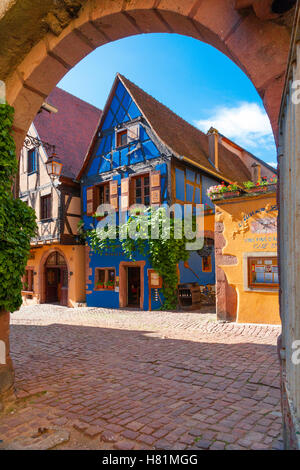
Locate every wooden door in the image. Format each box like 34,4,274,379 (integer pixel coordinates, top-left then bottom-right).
46,268,59,303
60,267,68,306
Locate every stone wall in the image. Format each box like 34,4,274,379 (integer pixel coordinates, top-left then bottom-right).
215,219,238,321
0,311,14,411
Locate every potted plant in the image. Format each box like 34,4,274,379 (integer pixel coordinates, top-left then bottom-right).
243,176,277,193
207,182,241,200
97,281,104,289
107,281,115,290
222,182,240,198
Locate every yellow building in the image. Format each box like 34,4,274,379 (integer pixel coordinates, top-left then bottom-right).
213,188,279,324
19,87,101,307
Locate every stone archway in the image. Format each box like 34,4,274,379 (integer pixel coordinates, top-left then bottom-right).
0,0,294,153
0,0,296,408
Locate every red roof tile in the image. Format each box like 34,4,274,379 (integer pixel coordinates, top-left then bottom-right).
118,74,251,184
33,87,102,180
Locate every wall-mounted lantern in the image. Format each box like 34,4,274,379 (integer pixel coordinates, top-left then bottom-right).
45,148,63,179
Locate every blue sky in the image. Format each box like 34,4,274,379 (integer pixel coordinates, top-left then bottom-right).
59,33,276,167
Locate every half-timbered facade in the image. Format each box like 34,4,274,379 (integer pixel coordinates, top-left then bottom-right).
78,74,274,311
19,87,101,307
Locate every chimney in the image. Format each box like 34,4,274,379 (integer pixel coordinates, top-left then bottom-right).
251,163,261,183
207,127,219,170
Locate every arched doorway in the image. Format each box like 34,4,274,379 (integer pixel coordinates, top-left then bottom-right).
44,251,68,306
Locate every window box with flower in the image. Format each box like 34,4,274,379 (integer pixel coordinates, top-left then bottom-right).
243,176,277,194
207,182,241,200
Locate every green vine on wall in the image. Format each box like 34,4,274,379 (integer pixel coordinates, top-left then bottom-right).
87,208,197,310
0,104,36,312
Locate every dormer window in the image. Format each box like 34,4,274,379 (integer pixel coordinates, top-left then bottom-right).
116,129,128,148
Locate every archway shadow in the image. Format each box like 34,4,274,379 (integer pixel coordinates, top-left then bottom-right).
5,321,282,449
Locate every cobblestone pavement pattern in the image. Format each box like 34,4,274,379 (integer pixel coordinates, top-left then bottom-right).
0,305,282,450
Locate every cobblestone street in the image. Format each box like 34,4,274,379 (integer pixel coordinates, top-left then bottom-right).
0,305,282,450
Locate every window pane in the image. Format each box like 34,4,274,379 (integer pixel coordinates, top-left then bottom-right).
186,183,194,202
249,257,278,287
97,270,105,284
105,186,110,202
144,196,150,206
28,149,36,173
57,254,65,265
186,169,195,182
175,168,185,200
108,270,115,282
120,133,127,146
135,178,141,188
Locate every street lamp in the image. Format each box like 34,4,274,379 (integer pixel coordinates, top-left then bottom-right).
45,148,63,179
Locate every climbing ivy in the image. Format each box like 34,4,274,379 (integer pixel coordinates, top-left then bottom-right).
87,207,198,310
0,104,37,312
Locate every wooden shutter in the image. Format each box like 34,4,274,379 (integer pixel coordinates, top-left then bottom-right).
127,124,139,142
150,170,161,204
28,269,33,291
121,178,130,211
110,180,119,211
86,186,95,216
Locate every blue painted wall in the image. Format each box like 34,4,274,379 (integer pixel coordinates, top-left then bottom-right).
81,77,218,310
86,246,162,311
179,250,215,286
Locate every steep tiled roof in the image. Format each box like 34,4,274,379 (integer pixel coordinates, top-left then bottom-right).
33,87,102,180
118,74,251,184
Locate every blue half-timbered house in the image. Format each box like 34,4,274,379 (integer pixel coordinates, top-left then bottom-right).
78,74,254,310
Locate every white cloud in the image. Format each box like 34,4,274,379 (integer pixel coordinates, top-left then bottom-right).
195,102,275,152
268,162,277,168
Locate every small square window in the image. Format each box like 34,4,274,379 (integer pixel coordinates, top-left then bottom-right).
95,268,116,290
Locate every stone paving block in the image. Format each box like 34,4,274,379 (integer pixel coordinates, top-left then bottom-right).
3,305,282,450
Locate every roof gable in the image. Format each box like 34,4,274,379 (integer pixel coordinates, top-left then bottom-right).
33,87,102,180
118,74,251,184
78,74,252,184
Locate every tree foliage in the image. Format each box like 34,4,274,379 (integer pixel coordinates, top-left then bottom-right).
0,104,37,312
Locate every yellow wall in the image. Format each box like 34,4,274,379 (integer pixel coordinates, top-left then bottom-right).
22,244,86,307
215,192,280,324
